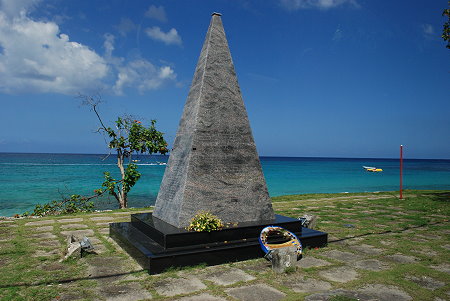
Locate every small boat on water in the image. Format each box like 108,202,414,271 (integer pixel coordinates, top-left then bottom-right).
132,159,140,163
363,166,383,172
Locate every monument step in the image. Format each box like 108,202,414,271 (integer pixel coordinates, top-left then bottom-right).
131,213,306,249
110,218,327,274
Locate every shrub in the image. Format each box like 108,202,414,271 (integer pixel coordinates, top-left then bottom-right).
187,211,224,232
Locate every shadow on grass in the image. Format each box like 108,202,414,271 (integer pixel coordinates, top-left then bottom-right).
328,219,448,245
427,192,450,203
0,269,146,289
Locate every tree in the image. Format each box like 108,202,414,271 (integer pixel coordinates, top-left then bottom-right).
443,1,450,49
81,94,168,209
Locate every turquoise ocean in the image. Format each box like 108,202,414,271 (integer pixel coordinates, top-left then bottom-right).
1,153,449,217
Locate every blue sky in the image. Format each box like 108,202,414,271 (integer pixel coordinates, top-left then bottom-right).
0,0,448,159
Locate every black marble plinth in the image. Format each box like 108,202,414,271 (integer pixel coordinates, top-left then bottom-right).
110,213,328,274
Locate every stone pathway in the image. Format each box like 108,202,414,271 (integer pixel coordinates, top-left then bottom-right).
0,196,449,301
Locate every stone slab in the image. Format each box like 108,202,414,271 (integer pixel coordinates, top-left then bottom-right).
225,284,285,301
297,256,332,268
33,226,54,232
200,268,255,286
349,244,384,255
286,277,332,293
176,293,226,301
31,232,57,239
89,216,114,221
154,277,206,297
320,250,363,262
318,266,359,283
358,284,412,301
25,220,55,226
385,254,418,264
98,282,153,301
407,275,446,290
305,289,372,301
60,229,94,237
57,218,83,223
60,224,88,229
430,263,450,274
86,256,131,283
353,259,390,271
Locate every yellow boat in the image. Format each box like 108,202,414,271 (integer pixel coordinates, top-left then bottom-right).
363,166,383,172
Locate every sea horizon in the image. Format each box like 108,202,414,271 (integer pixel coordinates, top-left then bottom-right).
1,152,450,217
1,151,449,161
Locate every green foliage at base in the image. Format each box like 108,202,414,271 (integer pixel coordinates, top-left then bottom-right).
22,194,95,217
187,211,224,232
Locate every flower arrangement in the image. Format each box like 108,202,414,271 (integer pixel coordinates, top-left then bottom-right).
187,211,224,232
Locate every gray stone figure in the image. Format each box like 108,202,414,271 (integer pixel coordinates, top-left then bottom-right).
153,13,275,228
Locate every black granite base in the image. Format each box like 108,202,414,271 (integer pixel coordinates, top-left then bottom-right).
110,213,327,274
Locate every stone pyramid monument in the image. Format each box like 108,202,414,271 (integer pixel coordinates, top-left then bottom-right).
153,13,275,228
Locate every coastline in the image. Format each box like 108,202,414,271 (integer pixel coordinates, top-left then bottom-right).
1,189,447,219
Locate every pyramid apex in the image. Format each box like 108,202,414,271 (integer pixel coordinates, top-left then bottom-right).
211,12,222,16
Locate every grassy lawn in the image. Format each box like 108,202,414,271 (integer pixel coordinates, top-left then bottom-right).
0,190,448,300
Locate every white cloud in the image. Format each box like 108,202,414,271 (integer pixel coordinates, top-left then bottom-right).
422,24,435,36
115,17,135,37
280,0,360,10
0,1,178,95
103,34,176,95
145,26,182,46
0,0,41,19
0,8,108,94
145,5,167,22
332,27,342,41
113,60,176,95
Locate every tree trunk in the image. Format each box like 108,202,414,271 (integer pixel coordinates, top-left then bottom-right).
117,150,127,209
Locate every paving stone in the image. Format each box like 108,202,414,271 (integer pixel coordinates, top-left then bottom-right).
39,262,67,272
154,277,206,297
33,226,54,232
297,256,332,268
380,240,393,246
318,266,359,283
25,220,55,226
57,218,83,223
225,284,285,301
60,229,94,237
86,256,130,283
349,244,384,255
176,293,226,301
358,284,412,301
441,244,450,251
60,224,88,229
35,240,60,248
385,254,418,264
320,250,363,262
353,259,389,271
32,249,60,257
89,216,114,221
305,289,372,301
98,282,152,301
88,237,107,254
95,222,112,226
413,248,438,257
200,268,255,286
407,275,445,290
430,263,450,274
285,277,332,293
31,232,57,239
98,228,110,234
239,259,271,274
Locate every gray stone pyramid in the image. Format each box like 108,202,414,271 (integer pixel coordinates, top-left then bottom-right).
153,13,275,228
